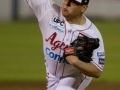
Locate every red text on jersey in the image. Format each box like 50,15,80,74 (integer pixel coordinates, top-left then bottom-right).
46,32,68,50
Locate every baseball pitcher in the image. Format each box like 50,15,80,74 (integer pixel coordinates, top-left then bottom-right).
24,0,105,90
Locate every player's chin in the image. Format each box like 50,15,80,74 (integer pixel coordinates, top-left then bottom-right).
62,11,66,15
62,12,69,18
62,10,68,16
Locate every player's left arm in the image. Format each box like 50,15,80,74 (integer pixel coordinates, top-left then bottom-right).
65,36,105,78
66,56,102,78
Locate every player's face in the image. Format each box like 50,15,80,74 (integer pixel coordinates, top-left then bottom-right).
62,0,88,19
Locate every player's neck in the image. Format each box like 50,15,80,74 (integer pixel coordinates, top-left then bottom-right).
65,15,86,25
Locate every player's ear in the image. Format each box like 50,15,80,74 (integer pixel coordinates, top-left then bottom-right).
81,5,88,13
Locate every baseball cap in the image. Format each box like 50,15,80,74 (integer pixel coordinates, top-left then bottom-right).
75,0,89,5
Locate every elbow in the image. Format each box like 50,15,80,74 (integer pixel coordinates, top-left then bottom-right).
94,75,100,78
94,71,102,78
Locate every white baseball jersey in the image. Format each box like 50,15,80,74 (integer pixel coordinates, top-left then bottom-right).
25,0,105,79
25,0,105,89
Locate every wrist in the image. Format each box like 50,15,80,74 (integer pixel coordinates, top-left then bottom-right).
66,56,79,65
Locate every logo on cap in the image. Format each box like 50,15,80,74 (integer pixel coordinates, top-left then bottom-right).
76,0,82,3
85,0,87,2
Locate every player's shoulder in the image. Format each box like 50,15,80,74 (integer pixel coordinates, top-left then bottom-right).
85,17,100,32
85,17,103,39
84,16,97,31
85,17,97,30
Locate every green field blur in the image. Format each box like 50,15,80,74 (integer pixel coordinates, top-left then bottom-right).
0,20,120,82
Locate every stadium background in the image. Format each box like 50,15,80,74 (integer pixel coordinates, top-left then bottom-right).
0,0,120,90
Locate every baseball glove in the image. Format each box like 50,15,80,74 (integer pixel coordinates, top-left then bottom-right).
63,36,99,63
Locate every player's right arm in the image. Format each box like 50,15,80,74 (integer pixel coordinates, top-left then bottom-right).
24,0,54,22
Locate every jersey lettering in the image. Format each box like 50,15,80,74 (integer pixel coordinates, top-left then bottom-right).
46,47,61,61
49,24,64,33
46,32,68,50
97,52,105,56
50,16,65,33
45,47,70,64
53,16,65,26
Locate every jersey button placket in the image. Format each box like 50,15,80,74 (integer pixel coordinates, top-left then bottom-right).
66,29,72,41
